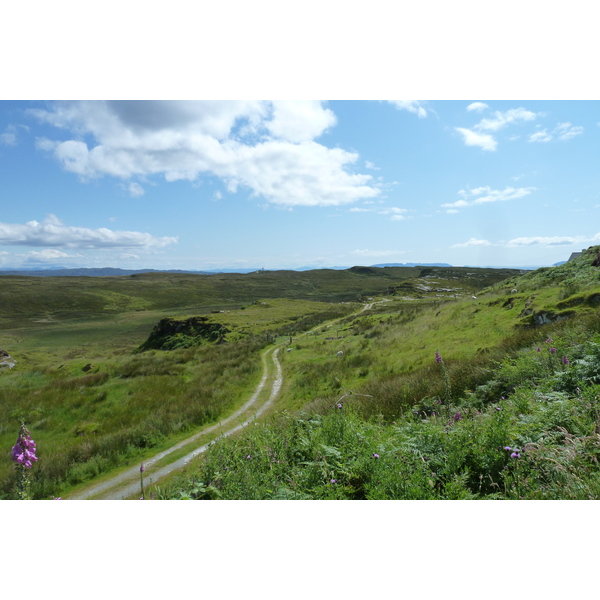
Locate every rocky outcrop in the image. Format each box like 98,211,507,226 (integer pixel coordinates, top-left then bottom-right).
0,349,16,369
137,316,229,351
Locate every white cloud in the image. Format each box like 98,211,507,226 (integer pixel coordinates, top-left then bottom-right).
30,101,380,208
446,209,459,214
554,122,584,141
475,107,538,132
452,238,492,248
26,249,81,261
127,182,145,197
378,207,410,221
529,122,583,143
265,100,336,142
457,107,538,151
453,233,597,249
388,101,427,118
454,127,497,151
442,186,535,210
466,102,489,112
0,214,177,249
505,236,581,247
0,131,16,145
0,124,28,146
365,160,379,170
529,129,553,143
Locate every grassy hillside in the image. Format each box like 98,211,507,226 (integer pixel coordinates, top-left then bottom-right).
0,265,522,322
4,253,598,500
151,247,600,500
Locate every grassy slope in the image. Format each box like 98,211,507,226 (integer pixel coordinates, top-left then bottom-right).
154,247,600,499
0,259,582,499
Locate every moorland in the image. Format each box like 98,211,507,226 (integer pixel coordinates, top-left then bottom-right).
2,254,600,500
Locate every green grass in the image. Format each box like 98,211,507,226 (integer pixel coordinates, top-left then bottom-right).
5,251,600,499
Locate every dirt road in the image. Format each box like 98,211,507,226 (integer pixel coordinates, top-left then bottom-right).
67,347,282,500
66,299,384,499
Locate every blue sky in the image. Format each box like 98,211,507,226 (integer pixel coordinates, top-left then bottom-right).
0,99,598,271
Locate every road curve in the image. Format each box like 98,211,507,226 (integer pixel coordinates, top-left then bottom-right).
67,299,384,499
67,347,283,500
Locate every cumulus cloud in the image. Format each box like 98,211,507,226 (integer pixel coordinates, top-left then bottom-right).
529,129,553,143
529,122,584,143
378,207,410,221
452,233,597,249
388,101,427,118
505,236,581,247
0,124,28,146
475,108,538,132
30,101,380,208
26,249,80,260
454,127,497,151
127,182,145,197
0,214,177,249
442,186,535,210
554,122,584,141
451,238,492,248
466,102,489,112
456,106,539,151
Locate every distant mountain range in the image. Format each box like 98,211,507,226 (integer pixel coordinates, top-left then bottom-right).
0,262,545,277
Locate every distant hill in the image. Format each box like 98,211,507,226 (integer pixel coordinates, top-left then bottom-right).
372,262,453,268
0,267,212,277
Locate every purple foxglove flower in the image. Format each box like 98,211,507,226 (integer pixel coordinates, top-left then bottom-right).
435,352,442,363
12,425,38,469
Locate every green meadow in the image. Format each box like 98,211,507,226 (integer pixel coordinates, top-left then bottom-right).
4,257,600,500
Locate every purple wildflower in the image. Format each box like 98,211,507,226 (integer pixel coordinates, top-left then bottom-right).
52,497,62,500
549,347,556,354
546,338,553,344
453,412,462,421
562,356,569,365
495,406,501,411
510,452,521,459
504,446,512,451
337,403,343,409
536,347,541,352
373,453,380,459
11,425,38,469
435,352,442,364
330,479,337,484
246,455,252,459
140,463,145,473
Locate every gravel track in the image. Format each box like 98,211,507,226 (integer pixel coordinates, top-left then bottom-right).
67,347,282,500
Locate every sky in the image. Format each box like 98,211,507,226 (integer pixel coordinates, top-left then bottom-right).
1,99,598,271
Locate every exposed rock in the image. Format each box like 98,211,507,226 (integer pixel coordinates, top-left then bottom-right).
0,349,16,369
137,316,230,351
